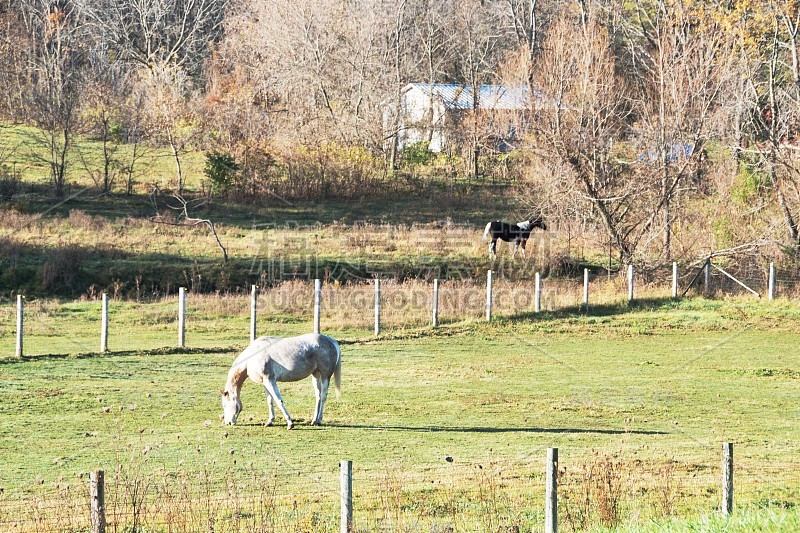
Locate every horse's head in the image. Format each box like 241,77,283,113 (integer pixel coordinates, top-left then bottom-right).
221,388,242,425
531,215,547,231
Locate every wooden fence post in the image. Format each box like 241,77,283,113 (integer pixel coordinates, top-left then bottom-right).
314,279,322,335
545,447,558,533
535,272,542,313
672,262,678,299
100,293,109,353
340,460,353,533
627,264,634,303
486,270,493,321
374,280,381,336
768,263,775,301
722,442,733,516
250,285,258,342
178,287,186,348
583,268,589,313
432,279,439,327
16,294,23,358
90,469,105,533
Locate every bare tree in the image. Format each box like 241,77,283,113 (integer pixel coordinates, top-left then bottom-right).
0,1,29,116
80,49,130,193
138,64,197,193
455,0,506,179
623,0,733,258
16,0,88,197
739,2,800,254
78,0,225,78
530,10,637,262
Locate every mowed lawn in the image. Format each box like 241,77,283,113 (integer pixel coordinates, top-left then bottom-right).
0,298,799,531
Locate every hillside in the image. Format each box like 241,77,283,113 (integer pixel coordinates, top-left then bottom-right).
0,136,530,298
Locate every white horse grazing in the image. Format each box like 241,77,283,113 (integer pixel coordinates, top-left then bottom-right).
221,333,341,429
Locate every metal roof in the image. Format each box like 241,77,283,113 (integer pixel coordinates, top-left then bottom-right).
403,83,544,110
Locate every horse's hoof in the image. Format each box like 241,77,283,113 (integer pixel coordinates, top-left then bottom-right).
310,420,320,426
265,420,274,427
286,422,294,430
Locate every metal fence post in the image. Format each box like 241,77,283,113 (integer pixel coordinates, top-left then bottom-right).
250,285,258,342
340,460,353,532
546,448,558,533
100,293,109,353
178,287,186,348
374,280,381,336
583,268,589,313
486,270,493,321
627,264,634,303
16,294,23,358
535,272,542,313
314,279,322,334
672,262,678,299
768,263,775,301
432,279,439,327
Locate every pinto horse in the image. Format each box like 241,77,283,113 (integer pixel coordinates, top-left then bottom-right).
482,217,547,259
221,333,341,429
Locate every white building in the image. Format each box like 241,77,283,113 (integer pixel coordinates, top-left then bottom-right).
391,83,544,153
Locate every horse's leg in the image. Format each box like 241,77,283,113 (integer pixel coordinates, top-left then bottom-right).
311,375,330,426
263,379,294,430
489,239,496,259
264,391,275,426
512,240,519,258
520,238,527,258
310,375,321,425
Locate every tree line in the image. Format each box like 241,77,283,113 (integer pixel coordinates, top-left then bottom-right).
1,0,800,265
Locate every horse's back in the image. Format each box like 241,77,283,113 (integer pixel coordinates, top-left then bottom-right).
263,333,339,382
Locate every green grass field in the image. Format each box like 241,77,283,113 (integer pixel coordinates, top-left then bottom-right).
2,121,799,530
1,295,798,531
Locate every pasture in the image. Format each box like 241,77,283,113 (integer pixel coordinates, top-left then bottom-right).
1,293,799,531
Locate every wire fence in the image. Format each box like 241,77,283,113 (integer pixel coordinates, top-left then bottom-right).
0,448,797,531
3,261,799,358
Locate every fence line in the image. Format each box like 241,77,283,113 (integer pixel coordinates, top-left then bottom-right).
5,261,794,357
4,442,789,533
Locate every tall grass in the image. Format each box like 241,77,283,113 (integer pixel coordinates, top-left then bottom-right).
1,455,797,532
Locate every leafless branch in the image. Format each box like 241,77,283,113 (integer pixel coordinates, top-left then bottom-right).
149,191,228,263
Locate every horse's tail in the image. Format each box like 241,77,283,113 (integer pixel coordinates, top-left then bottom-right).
333,339,342,399
482,222,492,241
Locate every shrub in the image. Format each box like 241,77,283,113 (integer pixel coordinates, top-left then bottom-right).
0,164,19,200
204,151,240,196
39,246,86,293
400,141,436,169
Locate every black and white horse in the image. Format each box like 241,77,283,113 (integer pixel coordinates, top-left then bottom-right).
482,217,547,259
